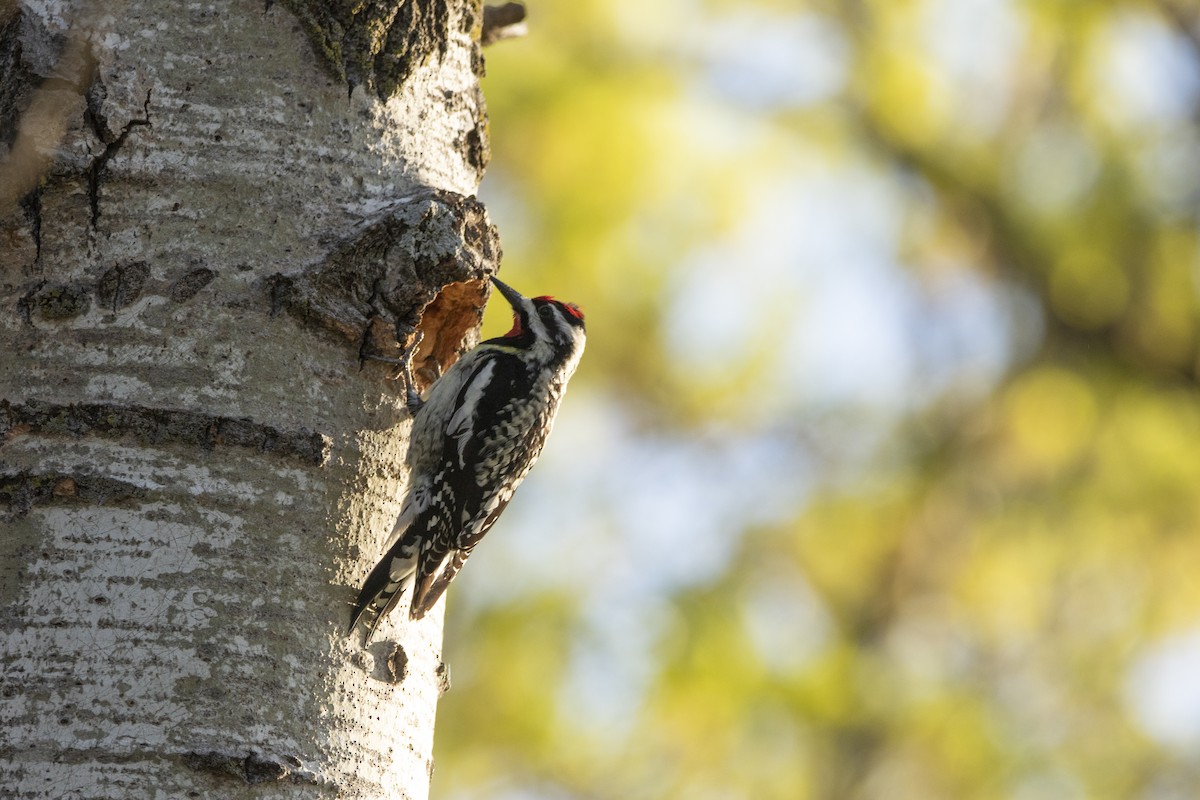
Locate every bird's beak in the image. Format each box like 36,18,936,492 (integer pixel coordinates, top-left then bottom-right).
490,276,526,310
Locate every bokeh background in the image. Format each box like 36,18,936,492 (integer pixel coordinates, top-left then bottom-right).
435,1,1200,798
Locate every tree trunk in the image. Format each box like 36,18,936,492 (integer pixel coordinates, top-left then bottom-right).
0,0,498,796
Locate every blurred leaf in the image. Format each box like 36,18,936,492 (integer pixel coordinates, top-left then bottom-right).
434,2,1200,798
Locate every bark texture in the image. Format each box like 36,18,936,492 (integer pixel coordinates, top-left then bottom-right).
0,0,496,796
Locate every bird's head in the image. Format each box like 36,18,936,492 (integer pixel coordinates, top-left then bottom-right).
490,276,586,371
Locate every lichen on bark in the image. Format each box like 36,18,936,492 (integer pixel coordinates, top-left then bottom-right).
279,0,475,99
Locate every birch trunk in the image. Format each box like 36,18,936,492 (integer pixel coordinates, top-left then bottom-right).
0,0,498,796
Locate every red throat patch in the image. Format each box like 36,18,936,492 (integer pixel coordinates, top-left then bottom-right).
504,313,523,338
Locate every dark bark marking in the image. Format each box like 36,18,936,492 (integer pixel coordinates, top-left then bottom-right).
274,189,499,392
267,272,292,317
83,70,113,143
15,280,42,325
243,752,293,784
23,282,91,320
358,314,406,368
96,261,150,311
1,399,332,466
481,2,526,47
462,87,489,176
365,639,410,682
378,0,450,98
169,267,217,303
183,751,317,785
0,470,146,519
19,185,41,263
435,660,451,695
0,4,44,151
278,0,452,100
386,643,408,684
86,88,152,227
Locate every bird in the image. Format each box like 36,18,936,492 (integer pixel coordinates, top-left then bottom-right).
349,275,586,637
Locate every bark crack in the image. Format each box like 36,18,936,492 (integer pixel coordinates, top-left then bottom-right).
86,88,152,228
15,280,43,326
19,186,42,264
1,399,332,466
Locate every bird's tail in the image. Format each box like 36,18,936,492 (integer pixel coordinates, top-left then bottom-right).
409,548,468,620
348,550,415,638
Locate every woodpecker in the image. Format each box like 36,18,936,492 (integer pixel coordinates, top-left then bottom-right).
349,276,586,637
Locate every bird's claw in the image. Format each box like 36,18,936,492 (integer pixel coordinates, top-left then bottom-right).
361,330,426,415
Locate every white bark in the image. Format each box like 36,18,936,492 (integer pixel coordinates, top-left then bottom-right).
0,0,495,796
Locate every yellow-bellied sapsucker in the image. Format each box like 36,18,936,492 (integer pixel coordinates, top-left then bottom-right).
349,276,586,636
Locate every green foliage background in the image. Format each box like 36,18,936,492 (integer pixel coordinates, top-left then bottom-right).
435,1,1200,797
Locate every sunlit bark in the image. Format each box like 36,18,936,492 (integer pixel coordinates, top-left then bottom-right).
0,0,495,796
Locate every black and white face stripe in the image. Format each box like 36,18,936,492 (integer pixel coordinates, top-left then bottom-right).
489,277,586,358
531,297,585,344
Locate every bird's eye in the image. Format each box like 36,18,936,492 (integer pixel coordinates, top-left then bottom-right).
538,305,554,319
